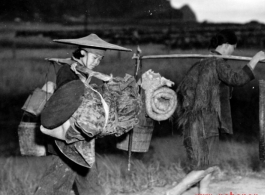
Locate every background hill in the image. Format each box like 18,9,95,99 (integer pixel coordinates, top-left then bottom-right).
1,0,196,23
2,0,264,50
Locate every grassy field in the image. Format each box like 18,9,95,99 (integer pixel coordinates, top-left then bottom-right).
1,29,265,194
0,135,264,194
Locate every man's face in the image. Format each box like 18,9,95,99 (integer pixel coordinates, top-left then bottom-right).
224,44,237,55
80,50,103,70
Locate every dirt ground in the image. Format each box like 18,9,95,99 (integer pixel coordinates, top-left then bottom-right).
207,177,265,195
125,175,265,195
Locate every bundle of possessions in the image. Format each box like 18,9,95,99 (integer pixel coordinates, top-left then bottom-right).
39,63,177,167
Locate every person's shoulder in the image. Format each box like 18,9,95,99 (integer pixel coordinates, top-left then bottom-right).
196,57,216,65
203,57,225,65
57,65,77,78
210,57,231,69
206,56,223,61
56,65,79,89
58,64,72,73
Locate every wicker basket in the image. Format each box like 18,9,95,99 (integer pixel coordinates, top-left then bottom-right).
259,80,265,161
116,125,153,153
18,121,46,156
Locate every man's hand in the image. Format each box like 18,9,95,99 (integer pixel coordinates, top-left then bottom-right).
248,51,265,70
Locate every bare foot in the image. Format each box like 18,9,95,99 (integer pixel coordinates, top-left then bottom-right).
165,166,220,195
165,170,204,195
199,173,212,194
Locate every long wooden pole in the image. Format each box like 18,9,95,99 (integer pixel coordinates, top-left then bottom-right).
127,47,142,171
132,54,265,63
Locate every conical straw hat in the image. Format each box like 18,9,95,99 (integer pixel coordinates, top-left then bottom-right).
53,33,132,52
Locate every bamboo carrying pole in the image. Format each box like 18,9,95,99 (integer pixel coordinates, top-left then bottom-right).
127,47,142,171
132,53,265,63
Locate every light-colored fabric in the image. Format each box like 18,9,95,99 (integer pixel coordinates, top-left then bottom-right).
41,81,56,94
141,69,177,121
40,120,70,141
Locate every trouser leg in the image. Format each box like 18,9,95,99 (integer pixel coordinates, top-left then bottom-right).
183,116,220,170
74,162,106,195
199,136,220,193
34,155,76,195
183,119,210,170
166,118,220,195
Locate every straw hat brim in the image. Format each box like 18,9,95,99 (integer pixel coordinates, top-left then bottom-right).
41,80,85,129
53,33,132,52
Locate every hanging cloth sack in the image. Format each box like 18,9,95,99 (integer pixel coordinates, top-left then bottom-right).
21,81,55,116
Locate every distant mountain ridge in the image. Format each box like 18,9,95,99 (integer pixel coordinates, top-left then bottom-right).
1,0,197,23
73,0,197,23
96,0,197,21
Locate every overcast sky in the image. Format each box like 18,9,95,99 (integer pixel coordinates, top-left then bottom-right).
170,0,265,24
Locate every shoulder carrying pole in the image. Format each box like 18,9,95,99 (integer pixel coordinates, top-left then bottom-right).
127,46,142,171
132,53,265,63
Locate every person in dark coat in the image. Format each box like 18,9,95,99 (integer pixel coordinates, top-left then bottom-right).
166,29,265,195
34,34,132,195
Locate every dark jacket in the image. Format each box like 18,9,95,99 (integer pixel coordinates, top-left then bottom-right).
176,56,255,138
56,65,79,89
46,65,79,155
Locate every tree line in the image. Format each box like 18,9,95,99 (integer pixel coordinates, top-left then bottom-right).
1,0,193,23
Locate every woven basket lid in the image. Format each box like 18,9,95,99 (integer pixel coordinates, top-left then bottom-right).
53,33,132,52
41,80,85,129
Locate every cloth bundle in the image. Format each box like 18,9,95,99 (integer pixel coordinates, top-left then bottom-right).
55,73,142,168
68,74,142,139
